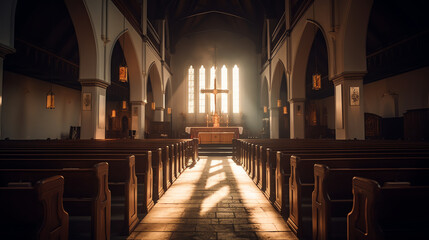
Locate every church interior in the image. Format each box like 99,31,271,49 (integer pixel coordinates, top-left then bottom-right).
0,0,429,239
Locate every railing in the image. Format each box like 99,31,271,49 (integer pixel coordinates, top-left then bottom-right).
365,30,429,83
147,20,161,55
271,13,286,56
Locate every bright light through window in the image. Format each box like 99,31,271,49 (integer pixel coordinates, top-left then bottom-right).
210,66,215,114
233,65,239,113
188,66,194,113
199,66,206,113
221,65,228,113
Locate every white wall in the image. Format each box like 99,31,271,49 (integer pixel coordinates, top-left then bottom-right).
171,30,261,136
2,71,81,139
364,66,429,118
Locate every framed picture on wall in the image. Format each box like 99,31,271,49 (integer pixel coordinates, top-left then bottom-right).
350,87,360,106
83,93,92,111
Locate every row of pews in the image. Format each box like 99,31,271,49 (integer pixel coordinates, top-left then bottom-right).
0,138,198,240
233,139,429,240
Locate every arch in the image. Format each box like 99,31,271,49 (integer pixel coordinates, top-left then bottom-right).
165,77,172,108
111,30,143,101
261,76,269,109
64,0,98,80
147,62,163,108
270,59,286,107
291,21,331,100
340,0,373,72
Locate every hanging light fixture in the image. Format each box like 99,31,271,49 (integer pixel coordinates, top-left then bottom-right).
151,102,156,110
111,109,116,118
119,16,128,83
263,106,267,113
283,106,288,115
277,100,282,107
122,100,127,110
167,107,172,114
46,88,55,109
311,2,321,91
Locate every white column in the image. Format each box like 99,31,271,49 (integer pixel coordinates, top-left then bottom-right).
269,107,279,139
80,79,109,139
0,44,15,139
130,101,146,139
154,107,165,122
153,92,165,122
289,98,305,139
332,72,365,140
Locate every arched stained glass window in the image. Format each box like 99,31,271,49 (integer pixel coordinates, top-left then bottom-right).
199,66,206,113
233,65,239,113
188,66,194,113
210,66,215,114
221,65,228,113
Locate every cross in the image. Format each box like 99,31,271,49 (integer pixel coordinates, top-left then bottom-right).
201,79,229,127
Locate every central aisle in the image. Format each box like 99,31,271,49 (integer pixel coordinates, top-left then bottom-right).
128,157,298,240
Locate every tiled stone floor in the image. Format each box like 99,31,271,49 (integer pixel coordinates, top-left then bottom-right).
127,157,298,240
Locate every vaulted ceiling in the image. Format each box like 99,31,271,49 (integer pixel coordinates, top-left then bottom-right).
148,0,285,50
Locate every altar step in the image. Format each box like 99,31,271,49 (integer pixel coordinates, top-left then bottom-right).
198,144,232,156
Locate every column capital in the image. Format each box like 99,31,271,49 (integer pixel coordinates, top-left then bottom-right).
79,78,110,89
0,43,15,58
130,101,146,105
288,98,305,103
331,71,366,85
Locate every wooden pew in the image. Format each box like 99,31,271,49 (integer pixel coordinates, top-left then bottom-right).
0,163,110,240
312,165,429,240
0,154,147,235
0,175,69,240
348,177,429,240
287,155,429,239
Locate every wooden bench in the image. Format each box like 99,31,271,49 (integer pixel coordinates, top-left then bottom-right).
348,177,429,240
0,162,110,240
0,175,69,240
286,155,429,239
312,165,429,240
0,155,142,235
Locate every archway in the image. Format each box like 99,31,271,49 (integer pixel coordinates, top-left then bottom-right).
3,0,81,139
106,38,131,139
260,77,269,138
304,29,334,139
279,74,290,138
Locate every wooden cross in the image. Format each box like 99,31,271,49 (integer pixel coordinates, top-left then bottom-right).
201,79,229,127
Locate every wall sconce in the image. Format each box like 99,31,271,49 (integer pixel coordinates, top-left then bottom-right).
312,73,321,90
46,90,55,109
263,106,267,113
283,106,288,114
151,102,156,110
111,109,116,118
167,107,172,114
277,100,282,107
122,100,127,110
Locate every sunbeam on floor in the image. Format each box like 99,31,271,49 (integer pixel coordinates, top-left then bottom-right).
128,156,298,240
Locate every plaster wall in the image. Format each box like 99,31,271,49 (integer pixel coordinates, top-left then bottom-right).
171,30,261,136
2,71,81,139
364,66,429,118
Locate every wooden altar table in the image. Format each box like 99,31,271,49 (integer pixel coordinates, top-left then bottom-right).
185,127,243,144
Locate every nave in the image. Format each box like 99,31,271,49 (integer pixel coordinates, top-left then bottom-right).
129,157,297,240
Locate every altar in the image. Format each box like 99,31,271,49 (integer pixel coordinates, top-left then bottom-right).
185,127,243,144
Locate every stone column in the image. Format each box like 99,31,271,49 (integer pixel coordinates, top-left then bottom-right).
153,107,165,122
80,79,109,139
289,98,305,139
0,44,15,139
269,107,279,139
153,92,165,122
332,72,365,140
130,101,146,139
